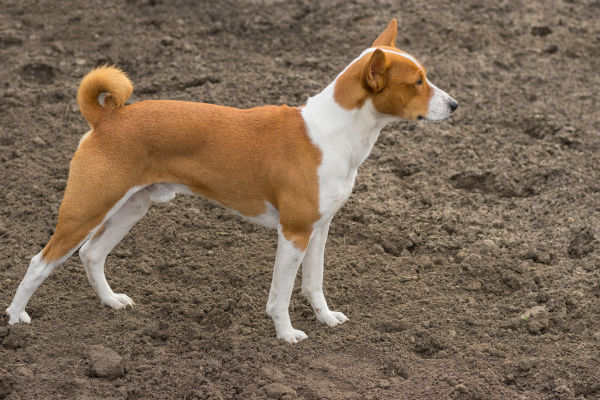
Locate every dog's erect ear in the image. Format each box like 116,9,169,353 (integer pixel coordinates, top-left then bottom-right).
371,18,398,47
365,49,390,92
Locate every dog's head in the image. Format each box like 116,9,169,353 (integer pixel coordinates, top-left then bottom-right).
334,19,458,122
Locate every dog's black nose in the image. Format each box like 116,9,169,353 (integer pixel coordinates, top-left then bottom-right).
449,100,459,112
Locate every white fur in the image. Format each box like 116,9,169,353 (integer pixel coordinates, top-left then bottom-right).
301,218,348,327
425,79,456,121
337,47,423,78
79,188,152,310
6,185,145,324
291,75,392,338
265,226,309,343
7,44,456,343
243,201,280,229
78,130,92,149
302,82,393,223
338,48,456,123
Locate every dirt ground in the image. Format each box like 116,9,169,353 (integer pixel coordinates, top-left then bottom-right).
1,0,600,399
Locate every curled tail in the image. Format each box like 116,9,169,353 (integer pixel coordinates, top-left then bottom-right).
77,65,133,127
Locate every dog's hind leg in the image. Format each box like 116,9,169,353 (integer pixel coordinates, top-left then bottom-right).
79,188,152,310
5,186,142,325
5,150,144,324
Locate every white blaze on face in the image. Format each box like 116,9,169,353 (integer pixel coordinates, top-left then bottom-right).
426,79,458,121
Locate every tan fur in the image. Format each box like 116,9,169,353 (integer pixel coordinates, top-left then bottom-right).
77,66,133,127
334,19,432,120
42,68,321,261
43,20,433,262
371,18,398,47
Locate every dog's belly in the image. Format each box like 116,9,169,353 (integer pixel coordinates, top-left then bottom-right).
239,201,280,229
145,183,280,229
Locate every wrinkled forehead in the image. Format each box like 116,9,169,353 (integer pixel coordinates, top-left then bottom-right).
376,46,424,71
337,46,425,79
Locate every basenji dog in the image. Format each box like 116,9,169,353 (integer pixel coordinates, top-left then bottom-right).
6,19,457,343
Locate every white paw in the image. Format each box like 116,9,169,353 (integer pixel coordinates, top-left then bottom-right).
6,308,31,325
277,328,308,344
317,310,348,327
101,293,135,310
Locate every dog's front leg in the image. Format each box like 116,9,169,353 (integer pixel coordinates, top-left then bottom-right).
301,219,348,327
266,227,310,343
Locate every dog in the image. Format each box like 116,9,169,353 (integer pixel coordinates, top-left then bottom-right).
6,19,457,343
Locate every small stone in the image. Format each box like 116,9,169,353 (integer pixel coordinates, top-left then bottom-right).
86,345,125,379
536,251,551,265
518,358,536,372
372,244,385,254
75,58,86,66
492,219,504,228
420,258,434,271
32,136,46,146
264,383,295,399
379,379,390,389
160,36,175,46
135,364,152,372
454,251,467,263
521,306,550,334
260,366,285,383
238,294,254,309
408,232,421,246
51,42,65,53
72,378,87,388
15,366,33,377
137,262,152,275
466,280,482,291
398,275,419,283
480,239,499,255
522,305,549,334
454,383,469,394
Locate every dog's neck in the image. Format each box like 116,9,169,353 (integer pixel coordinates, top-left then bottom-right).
302,79,397,170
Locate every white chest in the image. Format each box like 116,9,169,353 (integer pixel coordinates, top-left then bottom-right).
301,83,389,227
316,157,358,222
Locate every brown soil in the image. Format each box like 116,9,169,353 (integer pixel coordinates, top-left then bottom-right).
2,1,600,399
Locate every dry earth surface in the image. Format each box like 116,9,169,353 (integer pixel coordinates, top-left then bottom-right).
1,0,600,399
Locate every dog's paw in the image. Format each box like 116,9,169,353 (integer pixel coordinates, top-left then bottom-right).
277,328,308,344
6,308,31,325
102,293,135,310
316,310,348,327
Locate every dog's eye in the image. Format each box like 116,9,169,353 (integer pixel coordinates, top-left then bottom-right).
416,79,423,86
